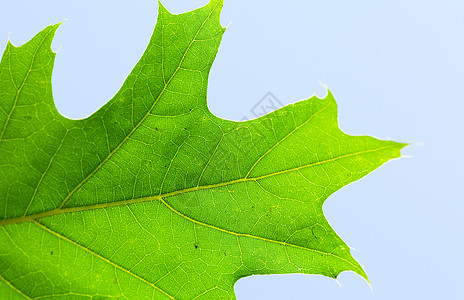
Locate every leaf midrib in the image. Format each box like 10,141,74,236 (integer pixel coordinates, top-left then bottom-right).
0,145,394,227
0,142,385,297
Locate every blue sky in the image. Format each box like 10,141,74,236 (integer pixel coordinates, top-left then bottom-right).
1,0,463,299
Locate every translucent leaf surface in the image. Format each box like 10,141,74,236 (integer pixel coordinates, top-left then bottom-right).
0,0,406,298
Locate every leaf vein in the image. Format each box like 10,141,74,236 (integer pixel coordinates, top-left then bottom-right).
0,272,32,299
56,5,219,210
0,145,396,227
31,220,176,300
0,28,55,141
244,101,332,178
158,197,364,275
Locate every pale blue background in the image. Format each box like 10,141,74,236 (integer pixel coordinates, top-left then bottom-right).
1,0,462,299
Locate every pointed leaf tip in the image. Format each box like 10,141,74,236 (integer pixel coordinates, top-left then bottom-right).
157,0,171,16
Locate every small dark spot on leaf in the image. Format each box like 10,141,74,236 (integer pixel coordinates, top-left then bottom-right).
155,127,158,131
194,242,199,249
50,251,53,255
164,165,167,168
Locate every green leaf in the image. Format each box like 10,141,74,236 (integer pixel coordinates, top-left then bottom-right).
0,0,406,299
